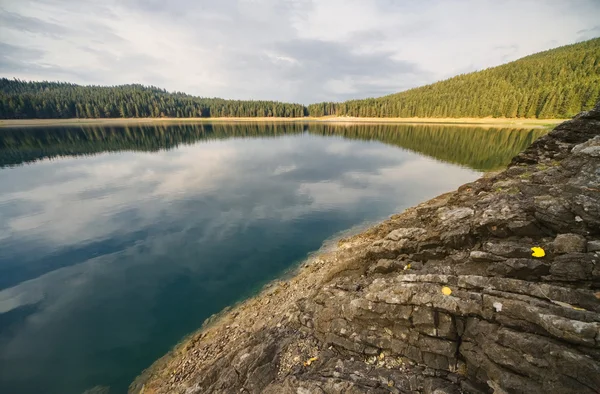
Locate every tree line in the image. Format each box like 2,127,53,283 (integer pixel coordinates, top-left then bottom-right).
1,38,598,120
308,38,600,118
0,80,307,119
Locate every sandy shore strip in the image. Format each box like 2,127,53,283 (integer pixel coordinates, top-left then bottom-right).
0,117,563,128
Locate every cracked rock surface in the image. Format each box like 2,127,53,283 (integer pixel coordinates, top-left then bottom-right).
130,104,600,394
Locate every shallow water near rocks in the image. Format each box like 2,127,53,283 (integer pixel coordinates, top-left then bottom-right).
0,123,544,394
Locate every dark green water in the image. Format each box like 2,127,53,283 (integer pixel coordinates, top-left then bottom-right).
0,123,544,394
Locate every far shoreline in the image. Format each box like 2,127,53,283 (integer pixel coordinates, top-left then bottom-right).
0,116,563,129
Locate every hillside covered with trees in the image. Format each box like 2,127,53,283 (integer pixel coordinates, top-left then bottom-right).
1,38,598,120
309,38,600,118
0,81,307,119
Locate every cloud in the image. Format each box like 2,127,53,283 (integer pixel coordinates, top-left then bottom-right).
0,42,45,67
0,9,69,38
0,0,599,102
577,25,600,40
271,39,426,101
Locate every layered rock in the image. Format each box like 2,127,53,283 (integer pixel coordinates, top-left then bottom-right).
130,104,600,394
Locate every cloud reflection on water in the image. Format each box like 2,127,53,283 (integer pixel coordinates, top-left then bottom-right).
0,132,479,394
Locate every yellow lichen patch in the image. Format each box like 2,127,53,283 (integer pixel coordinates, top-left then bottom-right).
441,286,452,296
531,246,545,258
403,263,411,270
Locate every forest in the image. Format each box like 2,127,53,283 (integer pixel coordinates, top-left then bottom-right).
0,38,598,120
308,38,600,118
0,80,307,119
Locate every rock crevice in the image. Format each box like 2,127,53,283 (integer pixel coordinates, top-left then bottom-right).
130,104,600,394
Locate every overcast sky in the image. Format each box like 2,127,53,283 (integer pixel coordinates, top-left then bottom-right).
1,0,599,104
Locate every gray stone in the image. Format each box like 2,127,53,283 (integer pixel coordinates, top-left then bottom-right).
386,227,427,241
587,240,600,252
483,242,532,258
552,233,586,253
549,253,594,281
469,250,505,262
368,259,403,274
438,207,474,221
572,139,600,157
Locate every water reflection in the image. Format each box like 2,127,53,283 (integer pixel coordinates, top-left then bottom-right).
0,123,543,394
0,123,545,170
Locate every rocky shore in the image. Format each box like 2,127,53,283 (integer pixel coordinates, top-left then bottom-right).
130,104,600,394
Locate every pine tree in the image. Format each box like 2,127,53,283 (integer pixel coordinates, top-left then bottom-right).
307,38,600,119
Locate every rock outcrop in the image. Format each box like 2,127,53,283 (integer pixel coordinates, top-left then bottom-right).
130,105,600,394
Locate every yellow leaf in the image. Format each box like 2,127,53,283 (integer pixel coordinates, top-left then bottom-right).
441,286,452,296
531,246,545,258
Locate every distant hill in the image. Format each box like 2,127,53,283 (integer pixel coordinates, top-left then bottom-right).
0,80,307,119
1,38,598,120
308,38,600,119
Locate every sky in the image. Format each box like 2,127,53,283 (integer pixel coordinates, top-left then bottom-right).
1,0,599,104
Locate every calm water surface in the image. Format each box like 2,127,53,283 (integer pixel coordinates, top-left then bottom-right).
0,123,544,394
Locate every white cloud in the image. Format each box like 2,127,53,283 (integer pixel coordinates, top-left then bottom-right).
1,0,598,102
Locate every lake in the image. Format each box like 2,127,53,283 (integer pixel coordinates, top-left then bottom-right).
0,123,544,394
